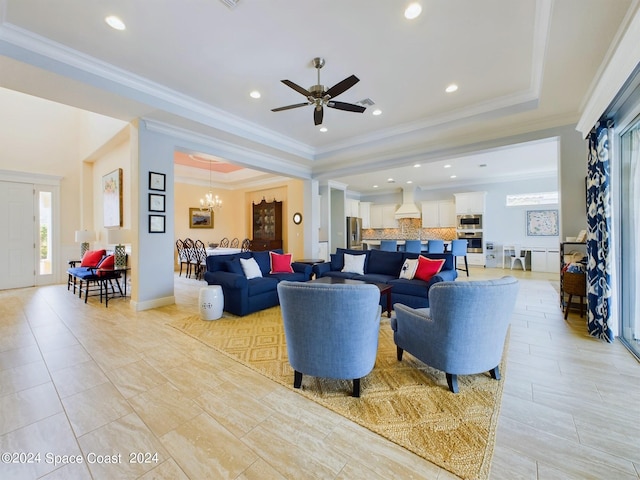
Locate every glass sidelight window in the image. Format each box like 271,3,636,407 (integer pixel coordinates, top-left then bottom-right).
39,191,52,275
619,119,640,359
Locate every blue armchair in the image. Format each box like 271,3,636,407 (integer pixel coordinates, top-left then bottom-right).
277,281,381,397
391,276,519,393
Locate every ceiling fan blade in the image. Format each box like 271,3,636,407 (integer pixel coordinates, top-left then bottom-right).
281,79,312,97
327,101,366,113
271,102,310,112
314,106,324,126
325,75,360,98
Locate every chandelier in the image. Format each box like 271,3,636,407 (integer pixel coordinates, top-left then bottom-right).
200,159,223,211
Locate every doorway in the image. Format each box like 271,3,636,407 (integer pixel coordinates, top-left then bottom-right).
0,179,59,289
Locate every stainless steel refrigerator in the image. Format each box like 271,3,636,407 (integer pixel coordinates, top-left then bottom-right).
346,217,363,249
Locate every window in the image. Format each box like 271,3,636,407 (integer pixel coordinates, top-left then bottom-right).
39,191,52,275
506,192,558,207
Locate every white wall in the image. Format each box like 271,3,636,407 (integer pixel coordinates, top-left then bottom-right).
0,87,128,281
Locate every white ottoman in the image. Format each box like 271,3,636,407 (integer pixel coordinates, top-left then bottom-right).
199,285,224,320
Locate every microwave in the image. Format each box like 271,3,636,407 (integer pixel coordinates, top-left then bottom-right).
457,214,482,230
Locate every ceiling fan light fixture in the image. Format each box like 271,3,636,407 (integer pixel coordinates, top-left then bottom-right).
271,58,366,126
372,109,382,116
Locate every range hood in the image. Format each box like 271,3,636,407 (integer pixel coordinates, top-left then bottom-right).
394,188,422,219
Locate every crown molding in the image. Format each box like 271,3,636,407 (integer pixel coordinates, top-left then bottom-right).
577,0,640,136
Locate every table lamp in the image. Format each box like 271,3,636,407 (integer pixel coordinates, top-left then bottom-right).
107,228,131,268
74,230,95,258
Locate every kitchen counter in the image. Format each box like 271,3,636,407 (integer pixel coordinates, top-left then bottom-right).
363,239,451,250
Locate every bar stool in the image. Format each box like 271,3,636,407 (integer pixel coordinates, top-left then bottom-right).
380,240,398,251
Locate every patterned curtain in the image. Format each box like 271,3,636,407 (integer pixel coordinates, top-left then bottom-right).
586,124,614,342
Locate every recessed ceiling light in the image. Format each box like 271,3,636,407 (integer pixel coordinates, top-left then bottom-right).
444,164,452,168
445,84,458,93
406,180,413,184
372,109,382,116
387,178,395,183
105,15,126,31
450,175,457,179
414,164,421,168
373,185,379,188
249,90,261,99
404,3,422,20
319,127,328,132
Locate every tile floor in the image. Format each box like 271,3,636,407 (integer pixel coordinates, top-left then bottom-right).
0,267,638,479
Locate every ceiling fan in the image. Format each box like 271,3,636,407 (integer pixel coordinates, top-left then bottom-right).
271,57,366,126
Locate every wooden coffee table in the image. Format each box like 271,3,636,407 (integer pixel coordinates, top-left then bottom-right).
308,276,393,318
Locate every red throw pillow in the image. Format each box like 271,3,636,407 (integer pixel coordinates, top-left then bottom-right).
269,251,294,273
97,254,115,276
80,249,106,267
414,255,445,282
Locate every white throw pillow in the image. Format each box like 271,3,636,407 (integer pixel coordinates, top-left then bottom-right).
341,253,366,275
240,257,263,279
399,258,418,280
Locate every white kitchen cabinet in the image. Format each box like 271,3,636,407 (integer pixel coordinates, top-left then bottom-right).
454,192,486,214
370,204,398,228
318,241,329,262
530,249,547,272
529,247,561,273
467,253,485,266
421,200,455,228
346,199,360,218
382,204,398,228
359,202,371,228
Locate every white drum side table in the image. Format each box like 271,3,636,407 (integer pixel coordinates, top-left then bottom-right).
199,285,224,320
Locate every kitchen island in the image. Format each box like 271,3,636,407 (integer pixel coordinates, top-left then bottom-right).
363,239,451,251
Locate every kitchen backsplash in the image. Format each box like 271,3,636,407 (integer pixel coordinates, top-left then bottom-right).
362,218,457,241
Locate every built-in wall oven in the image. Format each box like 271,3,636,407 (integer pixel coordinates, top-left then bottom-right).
457,214,482,230
457,231,483,253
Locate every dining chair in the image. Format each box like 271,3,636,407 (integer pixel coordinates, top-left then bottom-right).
241,238,252,252
230,237,239,248
182,238,198,278
219,237,230,248
175,239,189,277
193,239,208,279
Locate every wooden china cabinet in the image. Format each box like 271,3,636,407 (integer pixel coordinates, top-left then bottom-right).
251,198,283,251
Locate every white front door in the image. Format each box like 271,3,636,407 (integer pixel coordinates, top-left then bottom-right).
0,181,36,289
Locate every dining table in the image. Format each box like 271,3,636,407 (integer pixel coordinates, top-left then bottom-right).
206,247,242,256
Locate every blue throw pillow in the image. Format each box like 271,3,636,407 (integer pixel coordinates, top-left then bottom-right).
252,251,272,275
224,260,243,275
330,253,343,271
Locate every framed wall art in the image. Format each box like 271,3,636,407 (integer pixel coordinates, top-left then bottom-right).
149,171,166,191
149,193,165,212
149,214,166,233
526,209,559,236
102,168,123,228
189,207,213,229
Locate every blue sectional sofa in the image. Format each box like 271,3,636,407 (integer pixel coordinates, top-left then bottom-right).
313,248,458,310
204,249,312,316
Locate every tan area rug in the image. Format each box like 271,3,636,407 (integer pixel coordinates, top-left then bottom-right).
169,307,507,480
